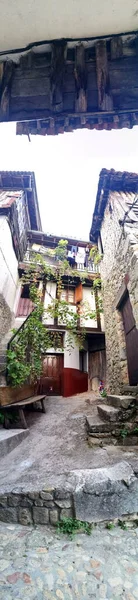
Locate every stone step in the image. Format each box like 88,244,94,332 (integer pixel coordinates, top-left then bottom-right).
88,435,117,447
97,403,120,422
0,428,29,458
123,385,138,396
107,395,135,409
86,415,114,434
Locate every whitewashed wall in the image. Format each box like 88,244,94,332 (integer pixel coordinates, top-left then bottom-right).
0,217,18,314
98,290,105,332
43,281,56,325
81,287,97,328
64,331,79,369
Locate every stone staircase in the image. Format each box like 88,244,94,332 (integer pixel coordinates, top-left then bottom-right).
87,394,138,447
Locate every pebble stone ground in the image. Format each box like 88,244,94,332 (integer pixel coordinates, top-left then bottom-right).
0,521,138,600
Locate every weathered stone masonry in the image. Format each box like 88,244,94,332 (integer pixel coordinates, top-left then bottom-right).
100,191,138,393
0,488,74,527
1,461,138,525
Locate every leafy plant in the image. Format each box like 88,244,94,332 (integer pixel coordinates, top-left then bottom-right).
118,519,127,530
57,517,92,537
55,239,68,261
89,245,102,265
100,389,107,398
0,410,18,425
7,241,103,388
120,428,128,440
106,522,114,530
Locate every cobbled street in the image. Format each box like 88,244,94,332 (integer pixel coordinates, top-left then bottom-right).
0,521,138,600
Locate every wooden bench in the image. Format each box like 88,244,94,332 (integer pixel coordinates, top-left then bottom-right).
1,395,47,429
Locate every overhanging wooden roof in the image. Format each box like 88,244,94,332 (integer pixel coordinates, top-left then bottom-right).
27,230,93,248
0,32,137,133
89,168,138,242
0,171,42,231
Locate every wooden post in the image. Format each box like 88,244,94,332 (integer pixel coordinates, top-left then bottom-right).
96,41,113,111
74,44,87,112
18,408,28,429
50,41,67,112
110,37,123,60
0,61,14,118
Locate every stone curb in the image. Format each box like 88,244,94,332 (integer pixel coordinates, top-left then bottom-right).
0,461,138,526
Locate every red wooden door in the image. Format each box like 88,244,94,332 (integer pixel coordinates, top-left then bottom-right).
120,292,138,385
40,354,63,395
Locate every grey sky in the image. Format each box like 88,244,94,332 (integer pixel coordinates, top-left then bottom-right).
0,122,138,240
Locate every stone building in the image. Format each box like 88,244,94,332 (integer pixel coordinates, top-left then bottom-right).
90,168,138,394
16,231,105,396
0,171,41,380
0,170,105,395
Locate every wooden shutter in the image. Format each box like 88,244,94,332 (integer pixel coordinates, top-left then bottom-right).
16,298,34,317
75,283,83,304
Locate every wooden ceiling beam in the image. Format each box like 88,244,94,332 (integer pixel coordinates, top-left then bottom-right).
0,33,137,132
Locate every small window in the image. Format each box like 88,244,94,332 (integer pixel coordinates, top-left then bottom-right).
60,287,75,304
21,284,30,299
16,284,34,317
79,351,87,372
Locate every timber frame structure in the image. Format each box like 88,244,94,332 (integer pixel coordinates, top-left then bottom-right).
0,31,138,134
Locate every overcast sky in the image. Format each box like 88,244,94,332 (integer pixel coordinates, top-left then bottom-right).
0,122,138,240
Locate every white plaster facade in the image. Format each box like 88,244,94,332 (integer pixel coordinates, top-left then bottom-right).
43,281,57,325
0,216,18,344
64,332,80,370
0,1,138,53
81,286,97,329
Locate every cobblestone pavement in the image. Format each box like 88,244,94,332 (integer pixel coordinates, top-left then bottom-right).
0,521,138,599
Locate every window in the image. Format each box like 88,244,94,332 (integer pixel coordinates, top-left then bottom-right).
21,284,30,299
60,287,75,304
79,351,87,373
16,284,34,317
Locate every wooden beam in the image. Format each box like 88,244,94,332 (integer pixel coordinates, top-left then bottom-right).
96,40,113,111
0,61,14,118
50,41,67,112
74,44,87,112
110,37,123,60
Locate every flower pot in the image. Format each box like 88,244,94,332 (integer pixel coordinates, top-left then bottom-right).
0,384,36,407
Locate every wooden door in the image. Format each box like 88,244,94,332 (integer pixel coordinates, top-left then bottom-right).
89,349,106,390
40,354,63,395
120,292,138,385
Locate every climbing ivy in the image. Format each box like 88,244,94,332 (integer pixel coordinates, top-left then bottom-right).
6,241,102,387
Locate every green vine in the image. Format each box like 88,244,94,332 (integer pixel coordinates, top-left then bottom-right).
7,241,102,387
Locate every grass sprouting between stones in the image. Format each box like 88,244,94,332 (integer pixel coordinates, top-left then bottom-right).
106,522,115,530
118,519,127,530
57,517,92,537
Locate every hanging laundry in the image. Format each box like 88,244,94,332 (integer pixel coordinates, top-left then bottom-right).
67,250,75,266
71,245,77,256
76,246,85,266
85,245,90,268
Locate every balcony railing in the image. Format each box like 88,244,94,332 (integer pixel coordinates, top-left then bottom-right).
76,262,98,273
23,249,99,274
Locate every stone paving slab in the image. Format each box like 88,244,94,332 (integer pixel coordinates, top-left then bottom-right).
0,428,29,458
0,521,138,599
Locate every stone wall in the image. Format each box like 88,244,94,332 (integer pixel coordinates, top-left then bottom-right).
100,191,138,393
0,462,138,525
0,487,74,526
